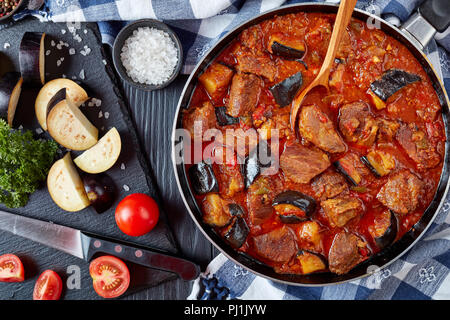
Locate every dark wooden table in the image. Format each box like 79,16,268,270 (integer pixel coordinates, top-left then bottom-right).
120,77,220,300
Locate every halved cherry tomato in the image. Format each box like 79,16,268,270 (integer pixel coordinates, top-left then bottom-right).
115,193,159,237
89,256,130,299
33,270,63,300
0,254,24,282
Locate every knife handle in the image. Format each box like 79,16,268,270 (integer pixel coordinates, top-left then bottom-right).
81,233,200,281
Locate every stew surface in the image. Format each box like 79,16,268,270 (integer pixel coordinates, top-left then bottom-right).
182,12,445,275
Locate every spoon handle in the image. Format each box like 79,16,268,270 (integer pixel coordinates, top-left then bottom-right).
318,0,358,85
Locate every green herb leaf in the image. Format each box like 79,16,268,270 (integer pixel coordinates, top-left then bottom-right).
0,120,58,208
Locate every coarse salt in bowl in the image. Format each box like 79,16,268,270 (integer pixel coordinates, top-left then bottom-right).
112,20,183,91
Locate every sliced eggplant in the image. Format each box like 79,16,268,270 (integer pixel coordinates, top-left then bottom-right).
0,72,23,127
82,173,116,214
188,161,219,195
272,190,316,223
269,71,303,107
202,193,232,227
47,152,90,212
361,150,395,177
334,153,367,186
269,34,305,60
215,106,239,126
74,127,122,174
35,78,89,131
223,216,250,249
19,32,46,86
369,69,421,102
227,203,245,217
296,250,327,274
242,140,272,188
370,210,397,249
47,99,99,151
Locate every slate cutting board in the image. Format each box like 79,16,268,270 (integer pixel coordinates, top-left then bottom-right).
0,17,180,299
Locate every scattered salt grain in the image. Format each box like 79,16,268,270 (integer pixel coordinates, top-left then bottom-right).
18,125,23,130
45,50,51,56
60,57,64,62
88,101,94,107
104,112,109,119
72,76,77,80
102,59,107,65
84,29,88,34
79,69,85,80
123,185,130,192
3,43,10,49
61,29,66,34
69,48,76,55
98,111,103,118
120,27,178,85
51,40,55,47
120,163,126,170
56,60,61,67
35,128,43,135
62,74,66,78
95,99,102,107
56,43,62,50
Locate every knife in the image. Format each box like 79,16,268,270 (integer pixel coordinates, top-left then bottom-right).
0,209,200,281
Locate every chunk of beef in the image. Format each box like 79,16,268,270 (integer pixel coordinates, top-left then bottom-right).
321,197,362,227
312,170,348,200
334,152,371,185
239,25,265,53
376,170,423,215
253,226,297,263
338,102,378,147
236,52,278,82
299,104,346,153
246,175,282,225
215,128,259,159
183,101,216,141
329,232,364,275
377,118,400,144
395,123,441,170
280,142,331,184
227,73,262,117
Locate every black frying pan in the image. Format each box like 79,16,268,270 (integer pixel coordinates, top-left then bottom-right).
172,0,450,286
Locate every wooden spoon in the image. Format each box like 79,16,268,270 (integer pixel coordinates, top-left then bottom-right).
290,0,358,132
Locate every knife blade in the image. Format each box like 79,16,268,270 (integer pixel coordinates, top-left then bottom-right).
0,210,200,281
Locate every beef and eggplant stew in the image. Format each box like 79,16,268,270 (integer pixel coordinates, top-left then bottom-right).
182,12,445,276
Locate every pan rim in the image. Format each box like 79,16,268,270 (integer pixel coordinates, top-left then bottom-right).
171,2,450,287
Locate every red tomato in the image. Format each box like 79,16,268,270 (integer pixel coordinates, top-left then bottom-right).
0,254,24,282
33,270,63,300
89,256,130,299
115,193,159,237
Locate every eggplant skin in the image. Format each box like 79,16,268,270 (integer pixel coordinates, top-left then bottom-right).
47,88,67,116
242,141,272,189
360,156,381,178
215,106,239,126
0,72,22,126
374,210,398,249
224,216,250,249
19,32,45,85
370,69,421,101
271,42,305,60
188,161,219,195
82,173,117,214
227,203,245,217
269,72,303,107
272,190,317,216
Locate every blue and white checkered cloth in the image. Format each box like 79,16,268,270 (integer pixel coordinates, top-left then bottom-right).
16,0,450,300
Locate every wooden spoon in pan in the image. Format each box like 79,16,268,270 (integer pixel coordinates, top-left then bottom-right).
290,0,358,132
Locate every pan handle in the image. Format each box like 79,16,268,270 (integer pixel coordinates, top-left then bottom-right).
401,0,450,49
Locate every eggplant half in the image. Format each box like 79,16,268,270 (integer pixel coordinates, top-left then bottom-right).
272,190,316,223
269,34,305,60
47,153,90,212
334,153,366,186
223,216,250,249
74,127,122,174
296,250,327,274
361,150,395,177
269,71,303,107
370,210,398,249
0,72,23,127
47,99,99,151
369,69,421,102
35,78,89,130
82,173,117,214
242,140,272,189
19,32,46,86
215,106,240,126
188,161,219,195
